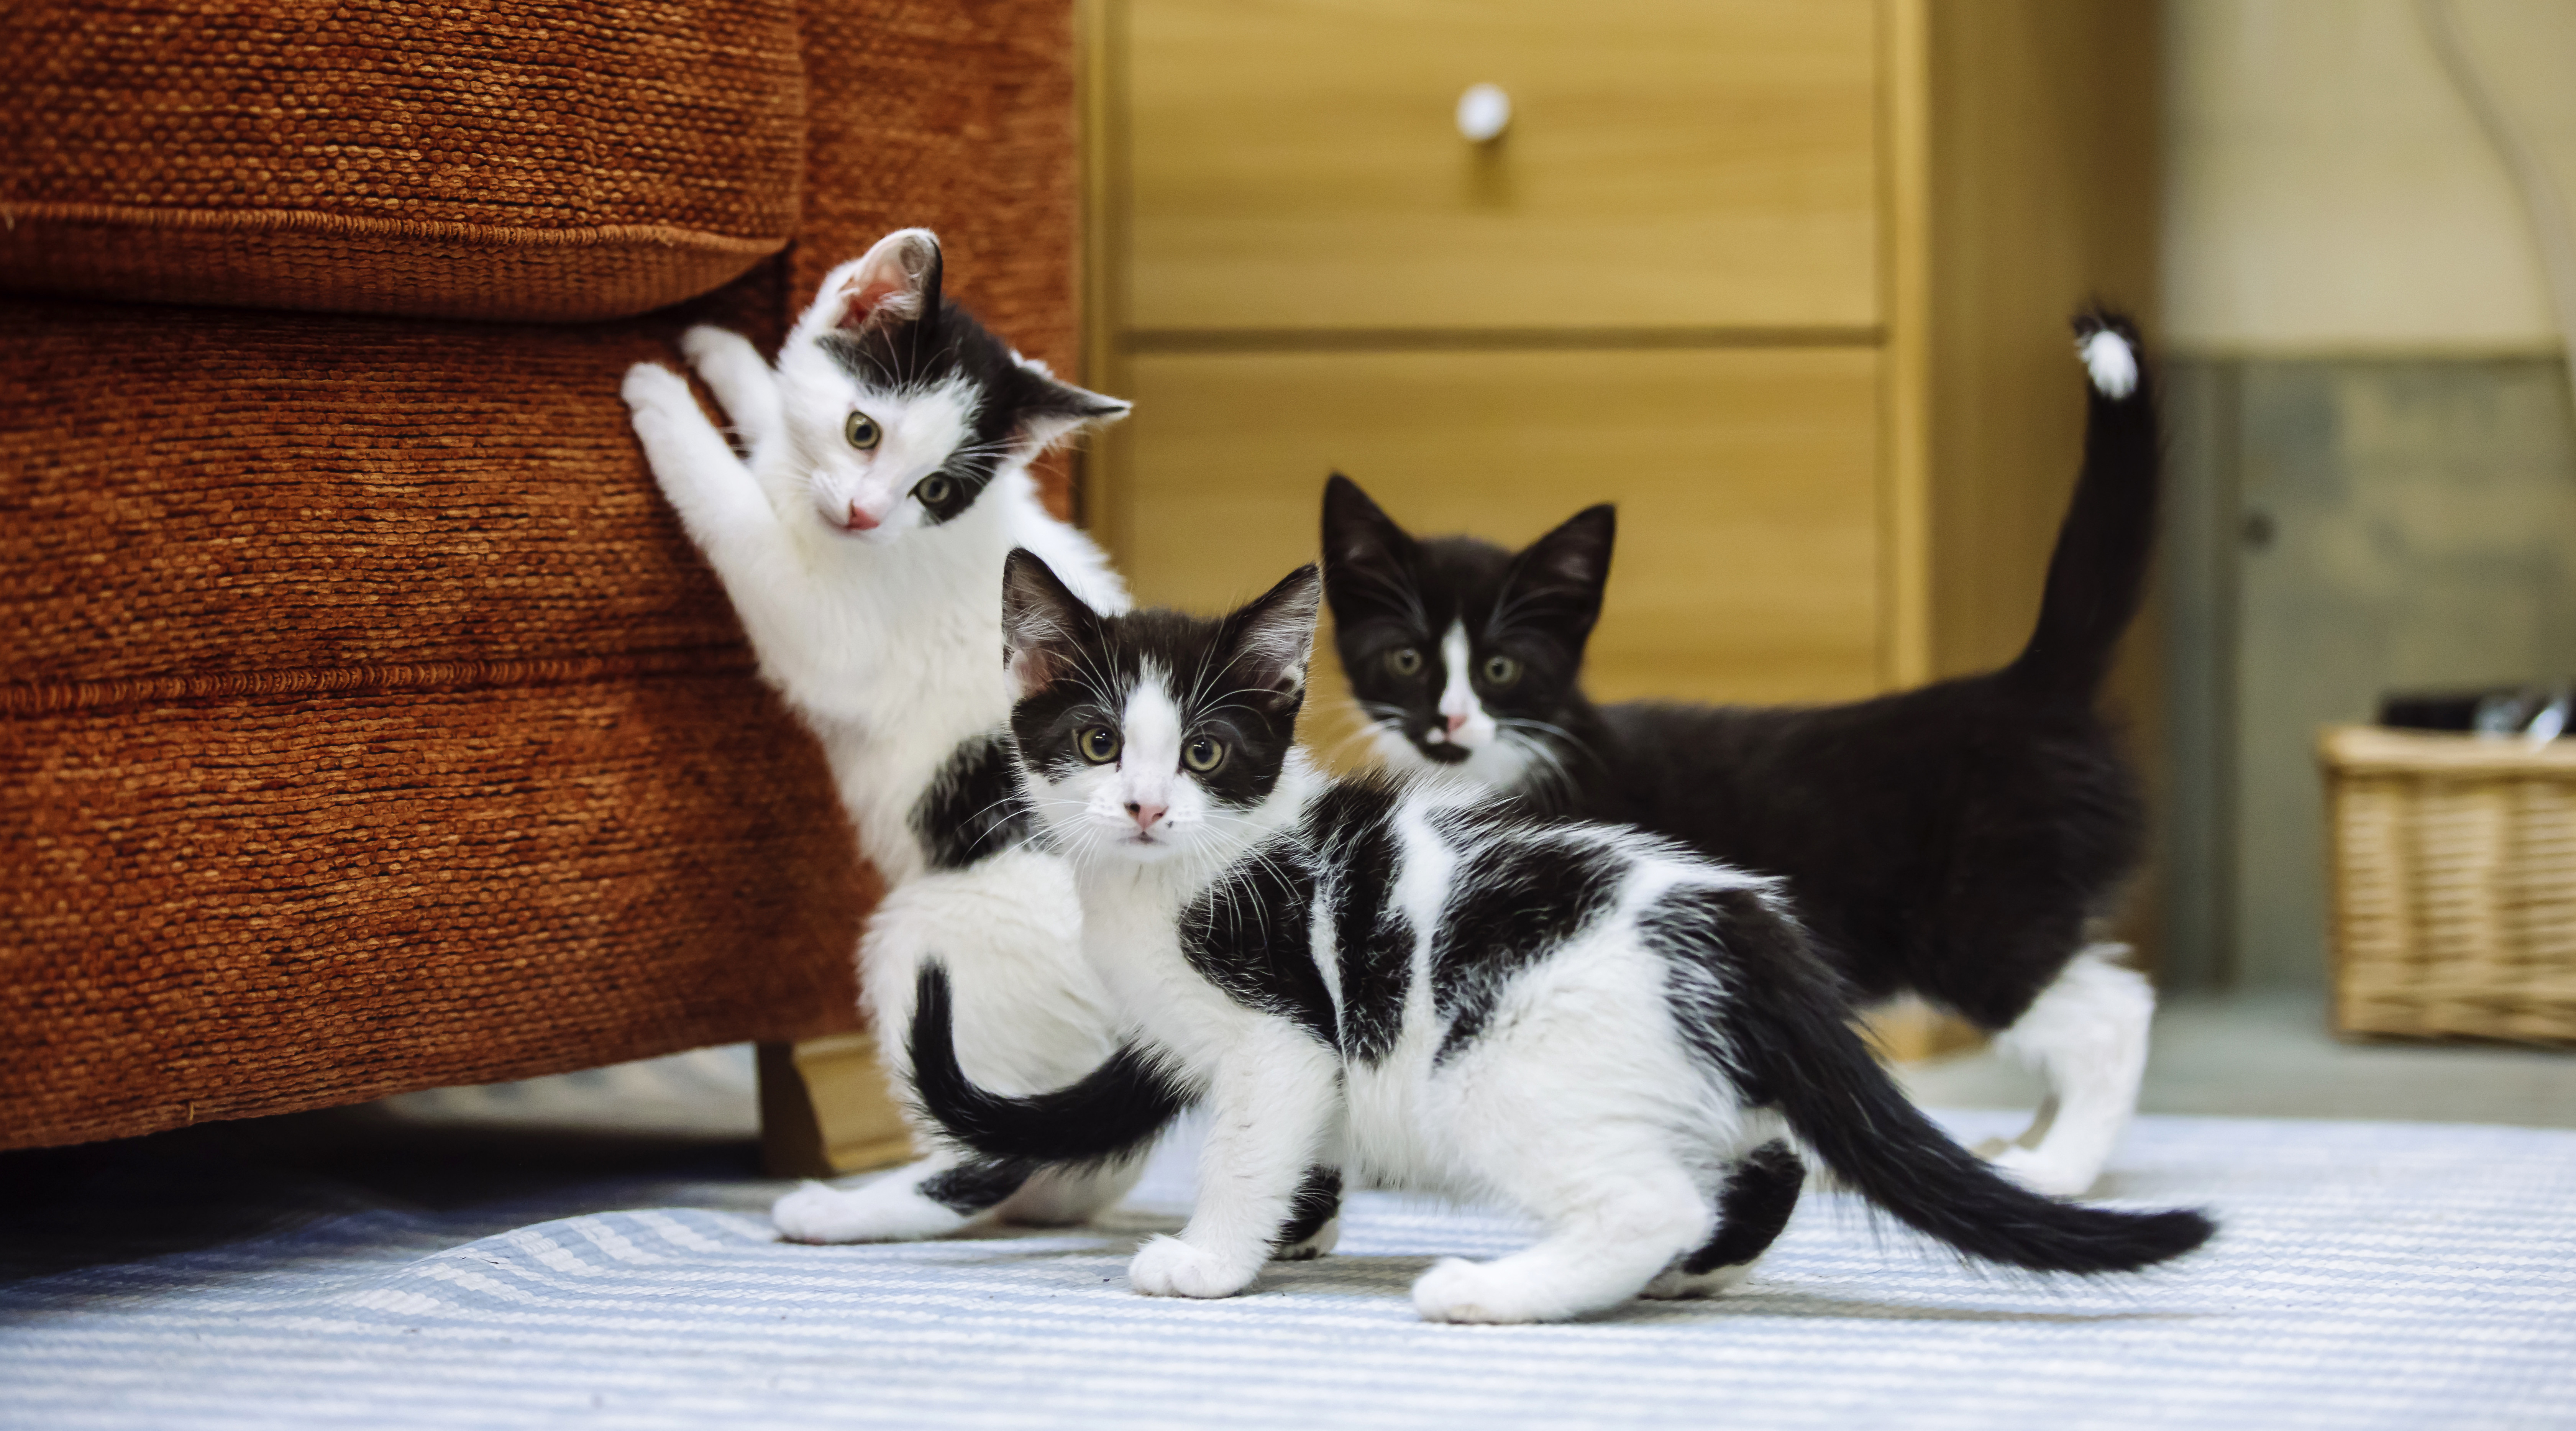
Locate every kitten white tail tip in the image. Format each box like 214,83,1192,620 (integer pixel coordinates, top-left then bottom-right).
2078,328,2138,400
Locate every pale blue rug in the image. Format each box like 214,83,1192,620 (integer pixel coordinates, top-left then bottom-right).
5,1110,2573,1430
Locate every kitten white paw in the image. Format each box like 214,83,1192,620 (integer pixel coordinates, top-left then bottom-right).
1273,1217,1340,1262
1412,1257,1552,1324
1128,1235,1258,1299
1988,1145,2100,1199
771,1177,972,1245
1640,1260,1756,1300
620,361,692,415
678,324,753,370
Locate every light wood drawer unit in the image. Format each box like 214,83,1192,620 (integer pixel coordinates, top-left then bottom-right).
1085,0,2158,712
1119,348,1882,706
1124,0,1879,334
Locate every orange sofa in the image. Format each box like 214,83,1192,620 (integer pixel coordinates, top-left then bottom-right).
0,0,1080,1152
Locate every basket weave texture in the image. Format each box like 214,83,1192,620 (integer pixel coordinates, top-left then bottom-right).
0,0,806,322
2,0,1082,1151
2322,725,2576,1044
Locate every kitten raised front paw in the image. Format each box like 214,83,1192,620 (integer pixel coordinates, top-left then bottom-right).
678,324,756,371
1127,1234,1258,1299
620,361,693,416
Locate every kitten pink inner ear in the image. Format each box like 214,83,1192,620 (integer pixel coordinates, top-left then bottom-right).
1234,566,1323,695
840,273,911,329
1005,645,1064,700
835,229,940,333
1001,550,1092,697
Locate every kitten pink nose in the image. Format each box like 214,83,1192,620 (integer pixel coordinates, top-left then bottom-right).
844,501,880,531
1126,802,1167,833
1444,712,1468,735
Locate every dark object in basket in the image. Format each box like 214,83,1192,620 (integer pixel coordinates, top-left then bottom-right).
2380,686,2573,739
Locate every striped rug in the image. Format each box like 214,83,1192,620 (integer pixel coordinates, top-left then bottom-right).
5,1111,2572,1429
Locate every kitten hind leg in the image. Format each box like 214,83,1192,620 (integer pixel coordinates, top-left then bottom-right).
1412,1151,1711,1325
773,1150,1032,1244
1641,1139,1803,1299
1269,1166,1343,1262
1987,944,2153,1197
993,1150,1150,1228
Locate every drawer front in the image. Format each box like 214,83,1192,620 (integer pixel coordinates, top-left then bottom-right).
1111,348,1885,724
1124,0,1880,334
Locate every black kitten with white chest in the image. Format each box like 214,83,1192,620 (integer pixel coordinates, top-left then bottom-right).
1323,315,2160,1197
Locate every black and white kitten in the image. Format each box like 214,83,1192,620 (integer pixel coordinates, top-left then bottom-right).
896,551,2210,1324
621,228,1143,1244
1319,315,2160,1197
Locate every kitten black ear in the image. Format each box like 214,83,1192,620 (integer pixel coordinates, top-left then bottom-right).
831,228,944,336
1321,473,1418,620
1011,359,1134,452
1500,504,1616,637
1223,564,1324,706
1001,548,1097,699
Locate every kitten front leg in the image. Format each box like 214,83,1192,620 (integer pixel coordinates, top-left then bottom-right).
1129,1030,1339,1300
679,325,785,457
620,362,780,562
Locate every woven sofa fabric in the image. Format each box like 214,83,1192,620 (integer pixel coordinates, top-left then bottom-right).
1,0,1086,1152
0,0,805,322
0,293,788,689
793,0,1081,384
0,671,872,1151
791,0,1086,515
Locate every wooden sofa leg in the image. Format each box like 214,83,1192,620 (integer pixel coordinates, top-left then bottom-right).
757,1035,916,1180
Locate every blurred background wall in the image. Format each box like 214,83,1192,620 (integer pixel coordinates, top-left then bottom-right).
2159,0,2576,990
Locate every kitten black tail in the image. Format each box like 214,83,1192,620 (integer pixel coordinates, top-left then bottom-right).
2006,310,2162,700
1726,916,2212,1273
905,963,1192,1167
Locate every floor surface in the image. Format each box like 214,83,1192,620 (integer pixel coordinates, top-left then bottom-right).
1900,989,2576,1129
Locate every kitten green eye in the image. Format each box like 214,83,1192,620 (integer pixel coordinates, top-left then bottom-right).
1077,726,1121,764
845,412,883,450
914,474,954,507
1385,647,1424,678
1183,735,1226,773
1481,654,1523,688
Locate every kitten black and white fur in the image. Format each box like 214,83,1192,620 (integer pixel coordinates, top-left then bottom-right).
1320,315,2160,1197
897,550,2211,1324
620,228,1146,1244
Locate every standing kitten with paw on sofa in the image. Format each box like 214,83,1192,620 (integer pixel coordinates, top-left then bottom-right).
621,228,1139,1243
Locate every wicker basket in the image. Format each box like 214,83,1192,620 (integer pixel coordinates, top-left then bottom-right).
2321,724,2576,1043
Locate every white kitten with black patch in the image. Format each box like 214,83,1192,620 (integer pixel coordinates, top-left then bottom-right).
621,228,1142,1242
901,552,2212,1324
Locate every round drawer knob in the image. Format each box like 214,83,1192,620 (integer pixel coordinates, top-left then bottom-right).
1456,83,1511,144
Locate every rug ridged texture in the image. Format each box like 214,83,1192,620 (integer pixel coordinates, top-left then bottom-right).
1,0,1086,1151
0,0,807,321
3,1112,2569,1430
